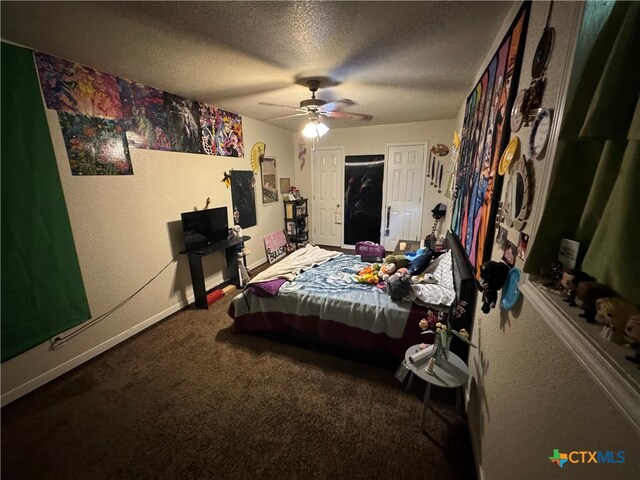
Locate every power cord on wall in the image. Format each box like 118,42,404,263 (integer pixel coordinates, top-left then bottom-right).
49,250,183,350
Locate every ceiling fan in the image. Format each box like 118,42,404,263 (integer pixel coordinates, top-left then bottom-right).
258,79,373,124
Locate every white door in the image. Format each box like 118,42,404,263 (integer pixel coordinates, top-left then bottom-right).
381,143,427,251
312,147,344,246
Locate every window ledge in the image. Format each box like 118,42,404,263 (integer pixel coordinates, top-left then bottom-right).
520,275,640,433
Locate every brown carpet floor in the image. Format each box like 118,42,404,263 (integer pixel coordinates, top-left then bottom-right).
1,292,476,480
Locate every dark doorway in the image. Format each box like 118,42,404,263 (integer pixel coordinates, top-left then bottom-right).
344,155,384,246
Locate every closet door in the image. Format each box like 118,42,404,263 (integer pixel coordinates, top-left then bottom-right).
312,147,344,246
381,143,427,251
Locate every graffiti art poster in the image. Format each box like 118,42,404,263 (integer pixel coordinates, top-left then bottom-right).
215,109,244,157
164,93,202,154
198,104,219,155
117,78,171,150
35,52,122,119
450,3,529,277
58,112,132,176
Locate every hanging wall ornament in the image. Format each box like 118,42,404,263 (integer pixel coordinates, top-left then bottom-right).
298,138,307,171
250,142,266,175
430,144,449,187
438,163,444,193
532,1,555,80
431,156,436,185
529,108,553,160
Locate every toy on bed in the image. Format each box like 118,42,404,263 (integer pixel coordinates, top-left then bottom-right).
354,264,381,284
384,254,409,269
387,268,411,300
411,273,437,285
479,261,510,314
595,297,639,344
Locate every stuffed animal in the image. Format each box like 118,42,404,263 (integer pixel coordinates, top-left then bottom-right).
354,265,380,284
560,269,595,305
384,254,410,269
575,282,619,323
387,268,411,300
378,263,396,280
624,314,640,365
408,250,435,275
410,273,437,285
479,261,510,314
595,297,639,343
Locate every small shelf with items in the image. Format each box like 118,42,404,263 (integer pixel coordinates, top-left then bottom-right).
284,198,308,248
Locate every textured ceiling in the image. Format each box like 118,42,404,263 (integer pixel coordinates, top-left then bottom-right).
1,1,513,131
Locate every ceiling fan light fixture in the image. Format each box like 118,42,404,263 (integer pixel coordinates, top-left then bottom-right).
302,119,329,139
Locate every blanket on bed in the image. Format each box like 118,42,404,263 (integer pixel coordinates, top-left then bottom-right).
248,244,342,285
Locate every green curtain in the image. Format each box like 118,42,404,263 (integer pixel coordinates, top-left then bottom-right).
525,1,640,306
1,42,91,361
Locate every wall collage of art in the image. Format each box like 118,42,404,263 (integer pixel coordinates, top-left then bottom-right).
451,1,557,310
34,51,244,176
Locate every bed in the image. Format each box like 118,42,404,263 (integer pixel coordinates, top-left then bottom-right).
228,231,476,360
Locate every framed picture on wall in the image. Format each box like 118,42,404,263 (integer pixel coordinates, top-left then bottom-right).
260,156,278,204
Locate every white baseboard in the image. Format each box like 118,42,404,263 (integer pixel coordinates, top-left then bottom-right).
1,297,194,407
1,276,242,407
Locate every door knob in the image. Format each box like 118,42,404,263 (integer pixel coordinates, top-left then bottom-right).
336,203,341,208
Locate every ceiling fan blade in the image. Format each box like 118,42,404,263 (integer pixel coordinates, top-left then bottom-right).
324,110,373,121
322,98,355,112
266,112,309,121
258,102,304,112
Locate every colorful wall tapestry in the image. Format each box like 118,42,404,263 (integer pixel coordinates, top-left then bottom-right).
118,78,171,150
215,109,244,157
58,112,133,175
230,170,256,228
450,3,529,276
35,52,122,119
199,105,244,157
34,51,244,175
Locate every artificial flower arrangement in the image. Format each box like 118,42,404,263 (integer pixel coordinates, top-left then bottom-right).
418,301,476,363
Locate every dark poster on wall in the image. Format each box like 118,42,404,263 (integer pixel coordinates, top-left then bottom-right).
164,93,202,154
450,2,529,276
344,155,384,245
230,170,256,228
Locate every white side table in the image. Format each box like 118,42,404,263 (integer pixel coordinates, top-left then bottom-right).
404,344,469,432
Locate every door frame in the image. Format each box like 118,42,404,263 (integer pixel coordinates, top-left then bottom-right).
310,146,345,247
380,141,428,249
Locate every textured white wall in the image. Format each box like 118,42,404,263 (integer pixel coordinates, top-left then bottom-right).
1,110,295,401
458,2,640,479
295,119,456,242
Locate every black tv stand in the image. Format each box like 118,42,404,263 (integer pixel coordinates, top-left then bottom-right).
181,235,250,309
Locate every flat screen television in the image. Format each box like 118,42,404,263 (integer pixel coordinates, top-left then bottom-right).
181,207,229,251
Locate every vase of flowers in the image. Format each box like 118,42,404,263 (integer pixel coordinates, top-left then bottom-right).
418,301,476,365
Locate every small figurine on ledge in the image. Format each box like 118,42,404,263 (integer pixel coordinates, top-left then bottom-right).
560,269,594,306
624,314,640,366
595,297,639,344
